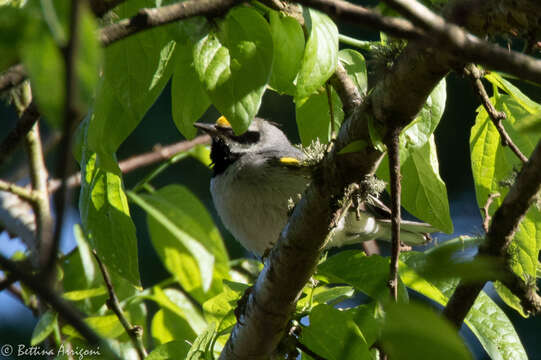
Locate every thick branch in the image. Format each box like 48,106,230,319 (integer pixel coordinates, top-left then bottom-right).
444,140,541,326
382,0,541,83
220,0,541,357
295,0,424,40
100,0,244,46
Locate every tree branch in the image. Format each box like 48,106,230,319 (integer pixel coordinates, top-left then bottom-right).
386,127,402,301
443,140,541,326
295,0,424,40
93,251,147,359
0,179,37,203
465,64,529,163
382,0,541,83
219,0,541,357
24,122,54,269
47,134,210,193
100,0,244,46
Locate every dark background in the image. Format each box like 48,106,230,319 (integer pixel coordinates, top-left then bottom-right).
1,1,540,358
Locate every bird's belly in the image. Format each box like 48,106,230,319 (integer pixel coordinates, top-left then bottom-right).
210,176,291,256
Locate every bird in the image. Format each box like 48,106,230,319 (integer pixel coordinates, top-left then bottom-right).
194,116,436,256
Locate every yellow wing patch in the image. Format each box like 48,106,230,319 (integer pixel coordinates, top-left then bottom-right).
216,116,232,128
279,157,301,166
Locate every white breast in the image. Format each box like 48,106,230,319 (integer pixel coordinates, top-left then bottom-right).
210,154,309,256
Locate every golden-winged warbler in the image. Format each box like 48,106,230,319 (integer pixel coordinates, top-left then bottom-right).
195,116,435,256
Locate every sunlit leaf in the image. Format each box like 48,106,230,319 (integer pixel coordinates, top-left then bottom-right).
296,8,338,99
268,10,305,95
193,6,273,133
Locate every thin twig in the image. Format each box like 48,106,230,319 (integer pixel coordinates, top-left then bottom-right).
24,123,53,269
93,251,147,359
387,127,402,301
45,0,83,278
481,192,500,233
466,64,529,163
0,179,37,202
0,253,120,358
48,134,211,193
326,82,336,138
0,63,27,94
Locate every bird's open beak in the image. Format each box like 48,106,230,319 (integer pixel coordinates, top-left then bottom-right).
194,122,218,136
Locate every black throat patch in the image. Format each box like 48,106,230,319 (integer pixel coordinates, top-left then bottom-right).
210,130,261,176
210,137,240,176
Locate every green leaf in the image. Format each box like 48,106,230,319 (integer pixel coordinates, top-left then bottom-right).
515,112,541,135
79,145,141,286
151,308,196,345
338,49,368,96
379,136,453,233
470,93,541,307
402,79,446,149
171,42,211,139
467,291,528,360
89,0,175,167
296,8,338,99
149,287,207,334
0,6,27,71
298,285,354,311
20,22,64,127
203,280,248,332
402,237,504,283
485,73,541,114
317,251,408,303
63,315,125,339
129,185,229,294
77,6,101,113
295,87,344,146
268,10,305,95
31,310,57,346
194,6,273,133
186,322,218,360
376,79,451,232
400,252,528,360
381,302,472,360
73,224,97,286
147,341,191,360
63,287,107,301
338,140,368,155
300,304,372,360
